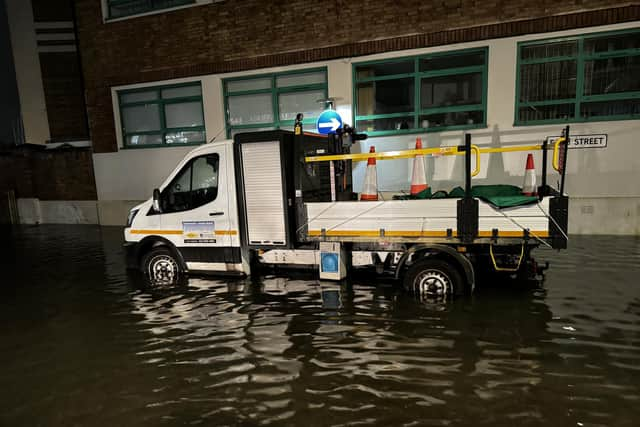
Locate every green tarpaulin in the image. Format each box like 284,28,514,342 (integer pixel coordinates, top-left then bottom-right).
469,185,538,208
393,184,538,208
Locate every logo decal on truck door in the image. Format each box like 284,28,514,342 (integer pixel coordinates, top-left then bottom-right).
183,221,216,243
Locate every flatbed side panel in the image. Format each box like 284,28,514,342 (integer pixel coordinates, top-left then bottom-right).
305,198,552,241
306,199,458,237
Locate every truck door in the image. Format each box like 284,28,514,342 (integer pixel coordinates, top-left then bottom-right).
158,145,241,272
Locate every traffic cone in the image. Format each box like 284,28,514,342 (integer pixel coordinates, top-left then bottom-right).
410,137,430,198
522,153,537,196
360,146,378,201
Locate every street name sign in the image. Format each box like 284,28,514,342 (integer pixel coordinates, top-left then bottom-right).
545,134,607,149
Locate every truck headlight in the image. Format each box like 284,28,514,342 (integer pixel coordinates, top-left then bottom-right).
126,209,139,228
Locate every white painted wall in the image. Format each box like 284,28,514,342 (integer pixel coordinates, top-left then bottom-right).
39,201,99,224
93,145,195,200
93,21,640,232
5,0,50,145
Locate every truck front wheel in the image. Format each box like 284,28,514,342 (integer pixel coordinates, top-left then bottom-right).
403,258,463,298
142,247,182,286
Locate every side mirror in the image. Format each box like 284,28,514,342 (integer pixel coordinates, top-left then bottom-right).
152,188,162,213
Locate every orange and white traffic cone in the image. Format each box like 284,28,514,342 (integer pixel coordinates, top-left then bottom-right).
360,146,378,201
410,137,430,198
522,153,537,196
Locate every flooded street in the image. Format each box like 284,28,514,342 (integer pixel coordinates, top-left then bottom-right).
0,226,639,426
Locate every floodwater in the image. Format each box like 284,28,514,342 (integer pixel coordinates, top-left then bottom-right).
0,226,639,427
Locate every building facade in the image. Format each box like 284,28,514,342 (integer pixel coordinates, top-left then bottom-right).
1,0,96,225
4,0,90,145
75,0,640,233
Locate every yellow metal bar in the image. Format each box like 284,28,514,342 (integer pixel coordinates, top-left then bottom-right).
305,143,545,163
307,229,549,238
552,137,566,172
470,145,480,177
307,229,456,237
304,146,459,163
490,242,525,272
478,144,543,154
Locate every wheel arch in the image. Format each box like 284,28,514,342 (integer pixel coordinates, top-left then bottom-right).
136,236,188,272
395,244,475,291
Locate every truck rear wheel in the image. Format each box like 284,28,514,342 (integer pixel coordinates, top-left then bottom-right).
403,258,464,298
142,247,182,286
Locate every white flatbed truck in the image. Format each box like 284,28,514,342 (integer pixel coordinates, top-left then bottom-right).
124,119,570,297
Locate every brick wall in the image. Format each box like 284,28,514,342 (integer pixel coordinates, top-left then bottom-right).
39,53,89,141
0,151,34,199
0,146,97,200
74,0,640,153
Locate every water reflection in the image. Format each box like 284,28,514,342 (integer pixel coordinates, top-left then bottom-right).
0,226,638,426
122,272,559,425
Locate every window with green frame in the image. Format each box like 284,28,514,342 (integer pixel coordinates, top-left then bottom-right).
223,68,328,137
118,82,205,148
353,48,488,136
516,29,640,125
107,0,195,19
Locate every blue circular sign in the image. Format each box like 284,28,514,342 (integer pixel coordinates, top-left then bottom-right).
315,110,343,135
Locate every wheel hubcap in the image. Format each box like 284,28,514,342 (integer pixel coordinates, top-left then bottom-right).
413,270,452,296
147,255,178,285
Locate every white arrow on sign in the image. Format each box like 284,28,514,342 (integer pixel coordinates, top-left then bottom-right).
318,117,341,131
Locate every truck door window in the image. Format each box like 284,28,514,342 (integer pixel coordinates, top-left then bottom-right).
161,154,219,213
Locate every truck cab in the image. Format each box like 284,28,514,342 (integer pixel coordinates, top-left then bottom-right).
124,139,245,282
125,129,348,284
